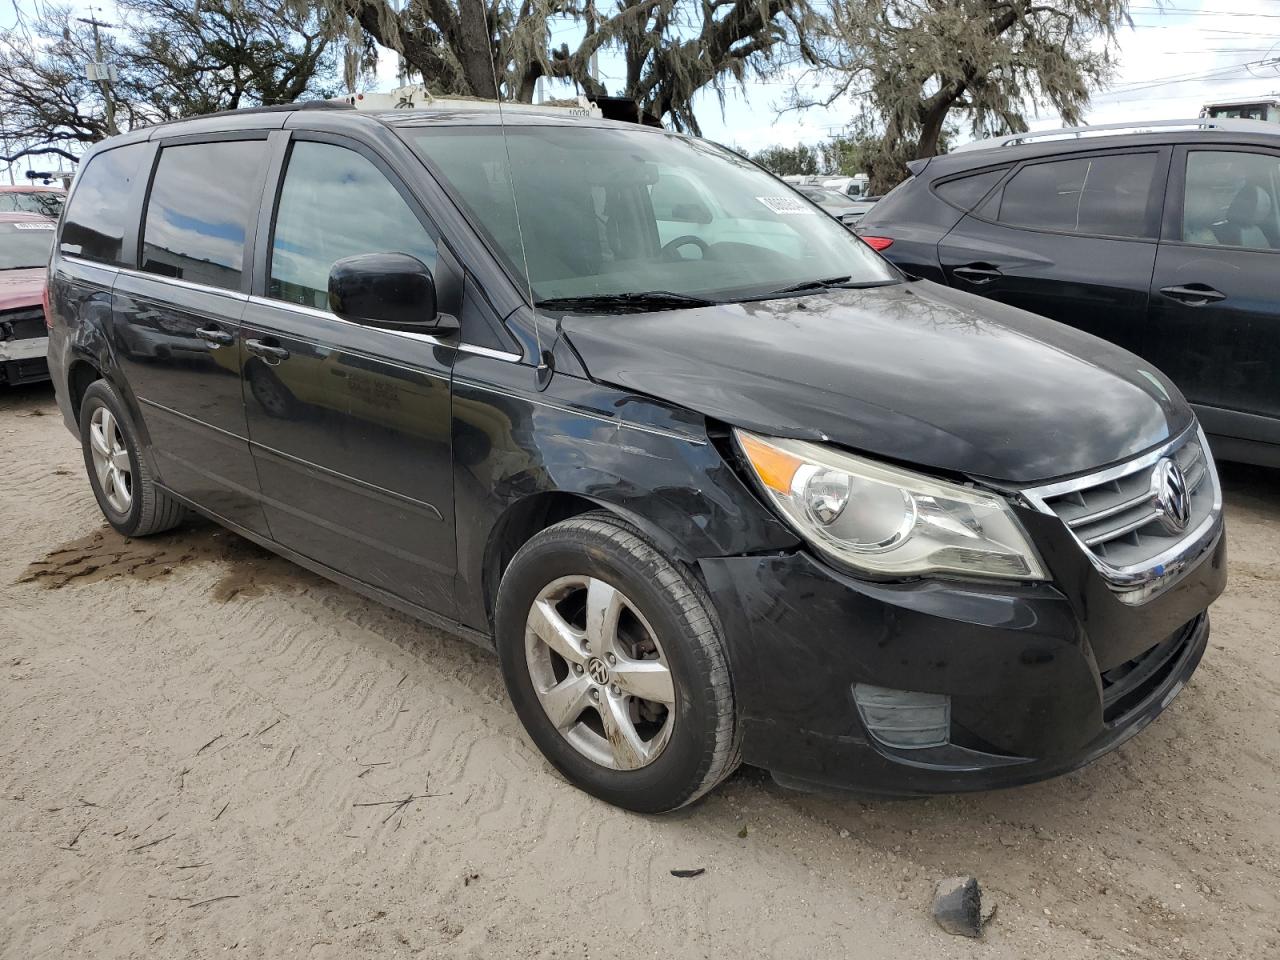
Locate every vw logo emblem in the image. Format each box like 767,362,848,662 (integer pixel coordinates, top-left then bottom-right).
1152,458,1191,535
586,657,610,684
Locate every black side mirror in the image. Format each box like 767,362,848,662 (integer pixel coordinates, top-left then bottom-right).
328,252,454,333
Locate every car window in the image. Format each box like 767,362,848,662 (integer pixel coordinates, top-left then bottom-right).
0,192,64,218
995,153,1158,239
0,220,55,269
60,143,148,266
934,168,1006,211
141,140,267,290
408,126,894,303
269,141,438,310
1182,150,1280,251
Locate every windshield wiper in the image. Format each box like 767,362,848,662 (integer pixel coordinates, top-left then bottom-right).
754,277,900,298
534,291,719,313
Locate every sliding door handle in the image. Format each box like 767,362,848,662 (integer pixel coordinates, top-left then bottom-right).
195,326,235,347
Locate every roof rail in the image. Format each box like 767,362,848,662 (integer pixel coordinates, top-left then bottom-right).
952,117,1275,153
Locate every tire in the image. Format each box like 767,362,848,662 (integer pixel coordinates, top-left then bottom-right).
495,512,740,813
79,379,186,537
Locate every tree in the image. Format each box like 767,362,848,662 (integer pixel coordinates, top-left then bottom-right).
751,142,820,176
316,0,812,133
796,0,1128,192
0,1,337,167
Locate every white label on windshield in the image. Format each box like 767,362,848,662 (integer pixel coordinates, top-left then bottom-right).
756,196,816,215
13,222,54,230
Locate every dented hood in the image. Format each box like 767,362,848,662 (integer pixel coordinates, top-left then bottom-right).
559,280,1192,484
0,267,45,313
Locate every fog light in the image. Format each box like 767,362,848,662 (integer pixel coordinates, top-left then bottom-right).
853,684,951,749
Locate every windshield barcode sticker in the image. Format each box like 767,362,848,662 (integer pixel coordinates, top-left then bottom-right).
13,222,54,230
756,196,815,215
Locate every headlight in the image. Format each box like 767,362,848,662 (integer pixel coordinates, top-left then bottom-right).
735,430,1045,581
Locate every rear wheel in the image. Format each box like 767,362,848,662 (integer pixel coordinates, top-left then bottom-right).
79,380,186,537
495,512,739,812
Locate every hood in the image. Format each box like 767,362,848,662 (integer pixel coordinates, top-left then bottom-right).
559,280,1191,484
0,268,45,313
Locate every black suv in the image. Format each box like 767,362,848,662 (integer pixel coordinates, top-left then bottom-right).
48,104,1225,812
858,118,1280,468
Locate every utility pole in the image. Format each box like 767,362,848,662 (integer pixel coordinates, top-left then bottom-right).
77,13,118,136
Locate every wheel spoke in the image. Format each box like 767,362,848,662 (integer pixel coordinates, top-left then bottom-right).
100,409,115,444
110,448,131,471
527,598,586,665
110,468,131,505
538,674,594,731
584,577,625,657
612,659,675,705
598,694,649,770
89,422,111,456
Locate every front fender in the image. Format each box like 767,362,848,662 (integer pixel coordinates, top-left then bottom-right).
450,359,797,632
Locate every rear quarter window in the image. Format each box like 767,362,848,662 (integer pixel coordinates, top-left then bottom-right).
932,168,1008,211
60,143,149,266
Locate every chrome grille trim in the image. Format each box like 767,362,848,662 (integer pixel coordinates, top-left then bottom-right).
1022,425,1223,604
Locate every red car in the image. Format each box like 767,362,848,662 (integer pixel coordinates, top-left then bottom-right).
0,211,56,385
0,183,66,219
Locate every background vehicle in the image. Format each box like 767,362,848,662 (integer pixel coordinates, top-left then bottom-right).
858,117,1280,467
792,184,876,226
784,173,871,198
1202,96,1280,123
0,212,56,385
47,105,1223,813
0,184,66,218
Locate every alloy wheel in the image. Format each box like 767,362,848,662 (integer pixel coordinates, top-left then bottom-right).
524,574,676,770
89,406,132,514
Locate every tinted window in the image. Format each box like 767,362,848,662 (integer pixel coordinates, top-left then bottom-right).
269,142,437,309
1182,150,1280,251
141,140,267,290
61,143,148,265
934,168,1006,211
996,153,1158,238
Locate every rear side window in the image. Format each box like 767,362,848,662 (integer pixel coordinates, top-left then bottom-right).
141,140,267,290
60,143,148,265
995,153,1158,239
1181,150,1280,250
268,141,438,310
934,168,1006,211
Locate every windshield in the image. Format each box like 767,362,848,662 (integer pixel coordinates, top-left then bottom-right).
405,125,896,304
0,191,64,218
0,221,54,269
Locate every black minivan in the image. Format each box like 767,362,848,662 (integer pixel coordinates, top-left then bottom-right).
47,104,1225,812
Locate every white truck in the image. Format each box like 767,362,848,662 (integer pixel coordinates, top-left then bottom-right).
341,84,603,118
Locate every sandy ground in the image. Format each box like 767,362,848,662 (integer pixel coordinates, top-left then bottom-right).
2,380,1279,960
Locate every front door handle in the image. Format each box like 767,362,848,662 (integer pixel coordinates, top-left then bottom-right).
952,262,1003,285
195,326,235,347
1160,283,1226,306
245,338,290,364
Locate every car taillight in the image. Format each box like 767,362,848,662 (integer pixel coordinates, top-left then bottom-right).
42,277,52,329
861,236,893,252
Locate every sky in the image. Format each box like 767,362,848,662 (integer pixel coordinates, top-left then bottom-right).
6,0,1280,158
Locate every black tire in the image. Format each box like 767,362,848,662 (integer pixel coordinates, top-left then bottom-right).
495,512,740,813
79,379,186,537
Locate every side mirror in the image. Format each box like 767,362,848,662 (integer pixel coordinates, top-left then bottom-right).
328,252,454,333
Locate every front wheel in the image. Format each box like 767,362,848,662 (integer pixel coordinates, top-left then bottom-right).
495,513,740,812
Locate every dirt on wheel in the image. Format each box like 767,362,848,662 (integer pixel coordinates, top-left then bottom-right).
2,382,1279,959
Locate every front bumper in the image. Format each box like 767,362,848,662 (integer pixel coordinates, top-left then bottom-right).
700,522,1225,795
0,334,50,384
